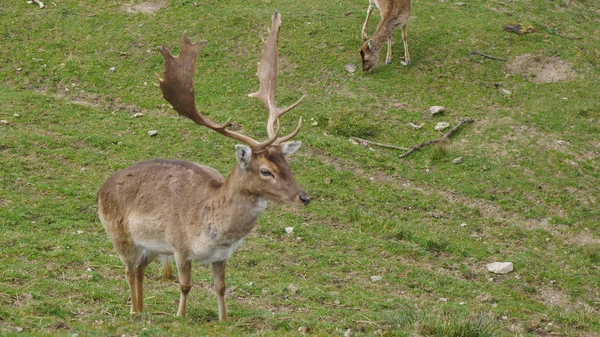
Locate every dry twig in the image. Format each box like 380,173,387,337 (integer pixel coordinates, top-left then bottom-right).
469,51,506,61
352,137,409,151
399,118,474,158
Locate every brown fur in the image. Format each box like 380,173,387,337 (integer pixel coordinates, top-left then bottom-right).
360,0,411,73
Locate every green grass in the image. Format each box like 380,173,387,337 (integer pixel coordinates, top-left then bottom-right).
1,0,600,336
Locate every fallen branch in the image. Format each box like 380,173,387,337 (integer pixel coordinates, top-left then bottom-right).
352,137,409,151
399,118,474,158
469,51,506,61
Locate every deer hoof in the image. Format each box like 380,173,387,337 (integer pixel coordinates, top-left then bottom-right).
401,61,411,66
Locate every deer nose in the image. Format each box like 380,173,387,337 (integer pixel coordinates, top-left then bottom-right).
299,192,310,206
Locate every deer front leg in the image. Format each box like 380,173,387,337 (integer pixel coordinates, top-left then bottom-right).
125,267,139,314
212,260,227,321
401,24,411,66
362,1,375,42
134,254,155,313
174,255,192,317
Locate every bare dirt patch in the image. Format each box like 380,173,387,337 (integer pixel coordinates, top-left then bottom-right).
506,54,577,83
121,2,168,14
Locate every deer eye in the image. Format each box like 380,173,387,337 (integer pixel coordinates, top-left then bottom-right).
260,169,274,178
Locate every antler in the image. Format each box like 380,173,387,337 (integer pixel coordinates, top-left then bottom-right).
156,33,278,149
248,11,304,144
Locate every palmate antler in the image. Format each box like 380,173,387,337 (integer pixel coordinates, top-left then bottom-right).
156,11,302,149
249,11,304,144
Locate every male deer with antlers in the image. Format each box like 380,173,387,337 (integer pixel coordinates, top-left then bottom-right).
97,12,309,321
360,0,411,73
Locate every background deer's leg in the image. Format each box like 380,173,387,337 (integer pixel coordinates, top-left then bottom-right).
134,254,155,313
385,35,393,64
401,24,411,66
174,254,192,317
161,255,174,281
362,0,375,41
212,260,227,321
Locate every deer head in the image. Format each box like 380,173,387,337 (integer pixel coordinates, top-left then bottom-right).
360,39,378,74
156,11,309,206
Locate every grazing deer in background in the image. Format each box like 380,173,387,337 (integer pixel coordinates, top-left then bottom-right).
360,0,411,73
97,11,309,321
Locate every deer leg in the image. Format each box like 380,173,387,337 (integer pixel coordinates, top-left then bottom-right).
385,35,392,64
362,1,375,42
174,254,192,317
125,266,139,314
401,24,411,66
212,260,227,321
134,254,155,313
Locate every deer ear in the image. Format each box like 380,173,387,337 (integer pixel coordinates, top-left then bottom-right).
281,141,302,156
367,39,374,50
235,144,252,169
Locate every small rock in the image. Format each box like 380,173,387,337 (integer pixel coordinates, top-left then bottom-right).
285,227,294,234
13,114,20,117
500,88,512,95
486,262,514,274
460,223,467,228
76,230,84,234
109,67,116,72
435,122,450,131
438,297,448,302
297,326,306,333
501,315,508,320
16,327,23,332
344,64,356,74
408,122,424,130
370,275,382,282
148,130,158,137
429,106,445,115
453,156,464,164
131,113,145,118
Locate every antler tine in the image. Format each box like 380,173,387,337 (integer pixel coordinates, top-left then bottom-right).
248,11,303,143
157,32,261,147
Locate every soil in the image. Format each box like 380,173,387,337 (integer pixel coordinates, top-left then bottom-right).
506,54,577,83
121,2,168,14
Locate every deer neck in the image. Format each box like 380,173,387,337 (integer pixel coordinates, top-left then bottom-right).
369,22,394,53
210,165,267,232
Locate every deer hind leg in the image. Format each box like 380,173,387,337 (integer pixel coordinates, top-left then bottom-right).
161,255,174,281
401,24,411,66
212,260,227,321
361,0,376,42
174,254,192,317
385,35,393,64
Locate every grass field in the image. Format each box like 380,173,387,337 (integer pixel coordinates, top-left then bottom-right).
1,0,599,336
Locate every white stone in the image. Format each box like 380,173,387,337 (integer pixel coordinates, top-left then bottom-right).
370,275,382,282
435,122,450,131
148,130,158,137
486,262,514,274
429,106,445,115
285,227,294,234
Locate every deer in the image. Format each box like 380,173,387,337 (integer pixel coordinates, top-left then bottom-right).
359,0,411,73
97,11,309,321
